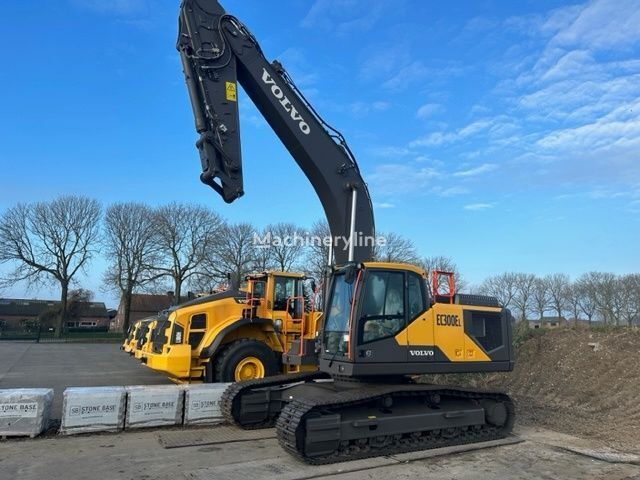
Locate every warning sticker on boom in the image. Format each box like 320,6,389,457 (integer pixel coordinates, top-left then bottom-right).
225,82,237,102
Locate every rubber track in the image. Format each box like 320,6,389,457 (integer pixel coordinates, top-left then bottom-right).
220,370,330,429
276,385,515,465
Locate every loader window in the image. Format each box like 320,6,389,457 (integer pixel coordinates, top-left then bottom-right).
273,276,296,311
188,313,207,348
190,313,206,329
359,271,405,343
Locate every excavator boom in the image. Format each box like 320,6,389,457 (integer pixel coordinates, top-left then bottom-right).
178,0,375,264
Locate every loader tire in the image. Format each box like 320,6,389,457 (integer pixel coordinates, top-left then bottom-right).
214,339,279,383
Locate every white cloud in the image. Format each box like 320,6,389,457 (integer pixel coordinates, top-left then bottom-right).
453,163,498,177
369,146,413,157
277,48,318,88
481,0,640,196
383,61,430,90
416,103,443,119
367,163,439,196
435,186,470,197
375,202,395,209
464,203,494,211
349,101,390,116
301,0,387,34
549,0,640,51
410,119,494,147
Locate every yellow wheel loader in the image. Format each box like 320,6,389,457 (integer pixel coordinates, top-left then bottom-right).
144,271,321,383
121,320,140,353
134,318,158,361
122,317,152,355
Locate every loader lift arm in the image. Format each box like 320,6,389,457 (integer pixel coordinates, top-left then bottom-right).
177,0,375,265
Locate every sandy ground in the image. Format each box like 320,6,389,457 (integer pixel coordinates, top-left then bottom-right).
1,425,639,480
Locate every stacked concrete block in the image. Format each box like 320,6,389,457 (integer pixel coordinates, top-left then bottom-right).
0,388,53,438
125,385,184,429
60,386,127,435
183,383,231,425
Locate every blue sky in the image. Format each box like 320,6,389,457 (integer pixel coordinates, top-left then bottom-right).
0,0,639,306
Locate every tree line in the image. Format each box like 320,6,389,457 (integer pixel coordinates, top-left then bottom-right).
478,272,640,326
1,195,637,334
0,195,457,334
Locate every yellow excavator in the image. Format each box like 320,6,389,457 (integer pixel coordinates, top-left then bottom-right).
174,0,515,463
144,271,322,382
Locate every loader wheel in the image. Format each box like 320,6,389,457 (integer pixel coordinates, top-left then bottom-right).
214,340,279,382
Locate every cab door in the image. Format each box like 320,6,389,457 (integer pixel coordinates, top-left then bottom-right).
271,276,303,331
405,272,438,362
354,269,408,363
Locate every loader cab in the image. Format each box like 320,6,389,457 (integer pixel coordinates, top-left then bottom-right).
320,262,513,378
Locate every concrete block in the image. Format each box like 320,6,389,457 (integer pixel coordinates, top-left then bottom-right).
0,388,53,438
183,383,231,426
60,386,126,435
125,385,183,429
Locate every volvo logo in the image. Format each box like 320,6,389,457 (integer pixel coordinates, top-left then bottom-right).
261,68,311,135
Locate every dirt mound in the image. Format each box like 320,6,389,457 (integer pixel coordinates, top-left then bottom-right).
424,327,640,454
500,327,640,453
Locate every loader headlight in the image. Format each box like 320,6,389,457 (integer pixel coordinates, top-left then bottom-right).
274,319,283,331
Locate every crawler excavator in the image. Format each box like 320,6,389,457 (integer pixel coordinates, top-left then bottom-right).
176,0,515,463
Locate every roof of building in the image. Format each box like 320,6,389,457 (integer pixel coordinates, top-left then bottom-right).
128,294,174,314
0,298,109,318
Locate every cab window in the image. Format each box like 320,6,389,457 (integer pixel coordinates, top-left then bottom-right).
273,276,296,311
359,271,406,344
251,279,266,298
407,274,426,320
188,313,206,348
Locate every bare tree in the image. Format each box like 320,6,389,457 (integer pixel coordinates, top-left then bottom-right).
421,255,466,293
373,232,419,264
565,282,583,325
103,203,159,332
264,222,306,271
152,203,223,304
208,222,256,290
304,219,330,281
0,195,101,337
66,288,94,326
575,275,598,324
582,272,617,324
532,278,551,320
617,274,640,326
512,273,537,322
544,273,570,321
478,272,518,310
251,227,275,272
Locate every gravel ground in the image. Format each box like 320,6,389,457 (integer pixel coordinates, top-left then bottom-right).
0,425,638,480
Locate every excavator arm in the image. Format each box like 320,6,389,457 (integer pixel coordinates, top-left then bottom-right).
177,0,375,264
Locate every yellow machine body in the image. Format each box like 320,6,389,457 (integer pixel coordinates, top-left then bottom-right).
144,272,321,382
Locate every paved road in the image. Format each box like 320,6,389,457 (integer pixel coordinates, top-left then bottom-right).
0,343,172,418
1,426,638,480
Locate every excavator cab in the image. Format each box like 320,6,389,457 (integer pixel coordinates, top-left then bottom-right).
319,262,513,378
